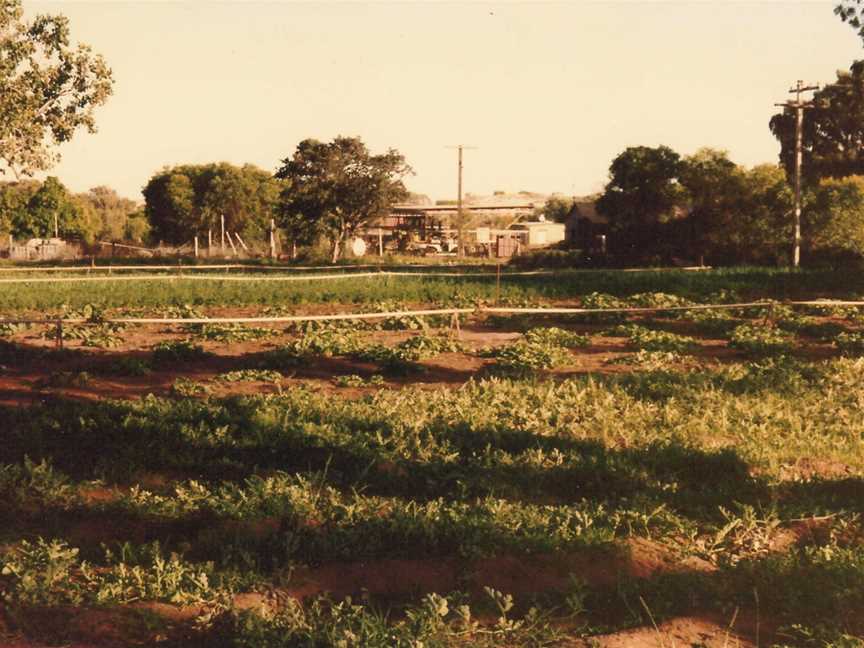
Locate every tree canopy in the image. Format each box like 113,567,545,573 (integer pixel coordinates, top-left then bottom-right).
595,145,684,257
77,186,146,242
275,136,412,262
143,163,283,245
0,0,113,178
807,175,864,264
592,145,795,265
836,1,864,40
769,61,864,185
0,176,98,241
536,195,575,223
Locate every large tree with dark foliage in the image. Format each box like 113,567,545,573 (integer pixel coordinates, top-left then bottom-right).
275,137,411,262
143,163,282,245
595,145,684,259
769,61,864,185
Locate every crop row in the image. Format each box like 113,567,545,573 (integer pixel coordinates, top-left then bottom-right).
2,266,864,311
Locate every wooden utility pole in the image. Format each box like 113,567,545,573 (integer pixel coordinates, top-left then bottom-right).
776,80,818,268
446,145,477,257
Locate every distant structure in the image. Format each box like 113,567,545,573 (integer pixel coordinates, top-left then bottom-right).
9,237,67,260
565,199,608,252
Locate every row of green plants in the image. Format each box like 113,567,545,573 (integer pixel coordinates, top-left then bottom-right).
3,357,864,642
3,266,864,312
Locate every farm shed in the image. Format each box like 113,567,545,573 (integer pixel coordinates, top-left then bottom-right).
9,237,67,260
507,221,565,247
565,201,608,251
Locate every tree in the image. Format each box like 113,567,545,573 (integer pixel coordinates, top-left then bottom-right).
8,176,92,240
143,163,283,245
769,61,864,185
677,148,743,260
536,194,575,223
807,175,864,265
0,1,113,178
595,145,685,258
0,179,40,236
724,164,794,264
77,186,141,241
836,1,864,40
275,137,411,262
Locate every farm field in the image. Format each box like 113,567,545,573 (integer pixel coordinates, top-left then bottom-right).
1,266,864,647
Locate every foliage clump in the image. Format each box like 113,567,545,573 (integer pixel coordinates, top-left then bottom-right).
152,339,210,363
728,324,794,356
834,331,864,355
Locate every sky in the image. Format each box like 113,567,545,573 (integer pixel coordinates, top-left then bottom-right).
23,0,864,203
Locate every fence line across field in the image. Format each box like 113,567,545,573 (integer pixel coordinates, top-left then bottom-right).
0,270,566,285
2,299,861,330
0,263,367,273
0,262,712,274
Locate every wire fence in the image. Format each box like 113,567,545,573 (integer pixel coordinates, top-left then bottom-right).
2,299,859,349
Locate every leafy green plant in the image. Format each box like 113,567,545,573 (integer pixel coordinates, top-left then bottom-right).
627,291,693,310
186,323,274,342
578,292,628,323
97,356,153,376
170,377,211,397
353,334,463,372
609,323,697,353
1,538,84,604
152,339,210,363
728,324,795,356
332,374,386,387
523,326,590,348
681,308,740,336
42,303,126,348
834,331,864,355
0,322,27,337
0,457,78,508
217,369,284,383
36,370,91,388
607,350,689,371
0,538,222,607
491,339,572,375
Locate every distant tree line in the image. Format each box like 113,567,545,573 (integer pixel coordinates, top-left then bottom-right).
0,178,148,244
141,137,410,261
593,146,795,265
1,136,410,263
594,58,864,267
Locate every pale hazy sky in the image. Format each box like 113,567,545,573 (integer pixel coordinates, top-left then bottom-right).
26,1,864,202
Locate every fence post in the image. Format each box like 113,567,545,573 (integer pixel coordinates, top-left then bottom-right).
270,220,277,259
55,318,63,349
